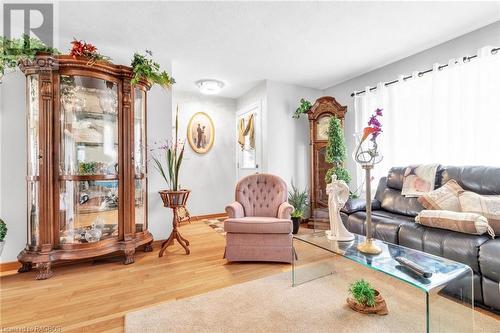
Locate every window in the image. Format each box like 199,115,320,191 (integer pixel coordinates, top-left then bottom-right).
354,46,500,186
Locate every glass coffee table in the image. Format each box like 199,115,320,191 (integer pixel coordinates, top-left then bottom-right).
293,231,474,333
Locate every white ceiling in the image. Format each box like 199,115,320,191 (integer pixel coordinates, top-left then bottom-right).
59,1,500,98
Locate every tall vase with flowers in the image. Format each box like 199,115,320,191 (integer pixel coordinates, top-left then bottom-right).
353,108,383,254
150,106,191,256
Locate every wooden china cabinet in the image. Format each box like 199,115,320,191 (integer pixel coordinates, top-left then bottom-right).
18,54,153,279
307,96,347,229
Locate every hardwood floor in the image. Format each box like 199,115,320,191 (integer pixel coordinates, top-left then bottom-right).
0,222,311,332
2,222,498,332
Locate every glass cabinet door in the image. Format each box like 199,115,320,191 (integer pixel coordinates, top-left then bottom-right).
27,75,40,246
134,88,147,232
58,75,119,244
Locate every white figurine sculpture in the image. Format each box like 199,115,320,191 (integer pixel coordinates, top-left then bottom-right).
325,175,355,241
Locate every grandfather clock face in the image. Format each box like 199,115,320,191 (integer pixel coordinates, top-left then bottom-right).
316,115,332,141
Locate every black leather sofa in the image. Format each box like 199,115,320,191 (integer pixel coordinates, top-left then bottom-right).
340,165,500,313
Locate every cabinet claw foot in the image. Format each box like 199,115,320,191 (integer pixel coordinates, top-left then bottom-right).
35,262,53,280
143,242,153,252
124,249,135,265
18,262,33,273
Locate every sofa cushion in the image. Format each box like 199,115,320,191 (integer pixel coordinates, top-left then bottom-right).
479,238,500,282
398,223,490,273
387,165,443,191
341,198,381,214
379,186,424,217
374,176,424,217
415,210,494,237
224,217,292,234
459,191,500,235
482,277,500,311
439,166,500,195
346,210,414,244
417,179,463,211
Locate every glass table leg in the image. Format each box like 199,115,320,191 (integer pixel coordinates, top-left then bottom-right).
428,268,474,332
292,238,335,287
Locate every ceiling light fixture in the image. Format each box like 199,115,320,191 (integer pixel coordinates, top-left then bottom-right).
196,79,225,95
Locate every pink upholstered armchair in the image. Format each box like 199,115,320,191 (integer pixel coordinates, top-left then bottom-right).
224,173,294,263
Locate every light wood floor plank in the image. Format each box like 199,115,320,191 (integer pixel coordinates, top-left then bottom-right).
0,223,295,332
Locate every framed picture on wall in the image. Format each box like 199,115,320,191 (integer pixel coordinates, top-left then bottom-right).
187,112,215,154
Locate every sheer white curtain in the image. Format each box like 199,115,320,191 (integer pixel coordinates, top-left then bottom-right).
354,46,500,187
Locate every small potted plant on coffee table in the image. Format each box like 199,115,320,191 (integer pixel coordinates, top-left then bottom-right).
347,279,388,315
0,218,7,256
288,182,308,234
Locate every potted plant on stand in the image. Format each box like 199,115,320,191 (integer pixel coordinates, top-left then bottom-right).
288,182,308,234
0,218,7,256
151,106,191,256
347,279,388,315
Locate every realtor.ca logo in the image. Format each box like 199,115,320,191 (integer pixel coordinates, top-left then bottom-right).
2,2,57,76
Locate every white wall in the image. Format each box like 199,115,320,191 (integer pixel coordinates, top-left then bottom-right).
0,71,26,263
147,79,173,242
266,81,323,192
324,21,500,188
236,80,323,209
236,82,268,172
172,91,236,216
0,62,172,263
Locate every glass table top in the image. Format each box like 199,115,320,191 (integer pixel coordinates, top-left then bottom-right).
294,231,471,292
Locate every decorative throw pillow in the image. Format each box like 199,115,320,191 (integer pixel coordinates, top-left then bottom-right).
415,210,495,238
459,191,500,235
417,179,463,211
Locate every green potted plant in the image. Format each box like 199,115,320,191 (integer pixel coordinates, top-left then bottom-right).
324,117,357,198
288,182,308,234
151,106,189,207
347,279,388,315
0,218,7,256
292,98,312,119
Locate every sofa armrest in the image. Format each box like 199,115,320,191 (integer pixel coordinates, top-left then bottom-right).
225,201,244,218
341,198,381,214
277,202,294,220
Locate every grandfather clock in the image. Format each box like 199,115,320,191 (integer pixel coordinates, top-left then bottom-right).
307,96,347,229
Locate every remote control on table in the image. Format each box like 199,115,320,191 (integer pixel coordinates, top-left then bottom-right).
395,256,433,278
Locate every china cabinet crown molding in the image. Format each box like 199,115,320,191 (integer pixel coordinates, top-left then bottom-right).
18,54,153,280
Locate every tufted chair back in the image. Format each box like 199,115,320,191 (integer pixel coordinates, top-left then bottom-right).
235,173,288,217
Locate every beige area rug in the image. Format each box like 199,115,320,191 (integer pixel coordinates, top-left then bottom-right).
125,256,499,333
204,218,226,235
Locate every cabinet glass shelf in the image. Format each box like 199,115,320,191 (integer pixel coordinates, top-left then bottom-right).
59,75,119,244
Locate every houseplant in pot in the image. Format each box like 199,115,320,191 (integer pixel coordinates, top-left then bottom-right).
292,98,312,119
347,279,388,315
324,116,357,198
151,106,191,256
288,182,308,234
151,106,189,207
0,218,7,256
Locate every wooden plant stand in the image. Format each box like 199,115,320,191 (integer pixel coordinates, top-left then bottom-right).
158,190,191,257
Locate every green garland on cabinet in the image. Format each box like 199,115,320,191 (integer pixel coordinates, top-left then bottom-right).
0,36,175,89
